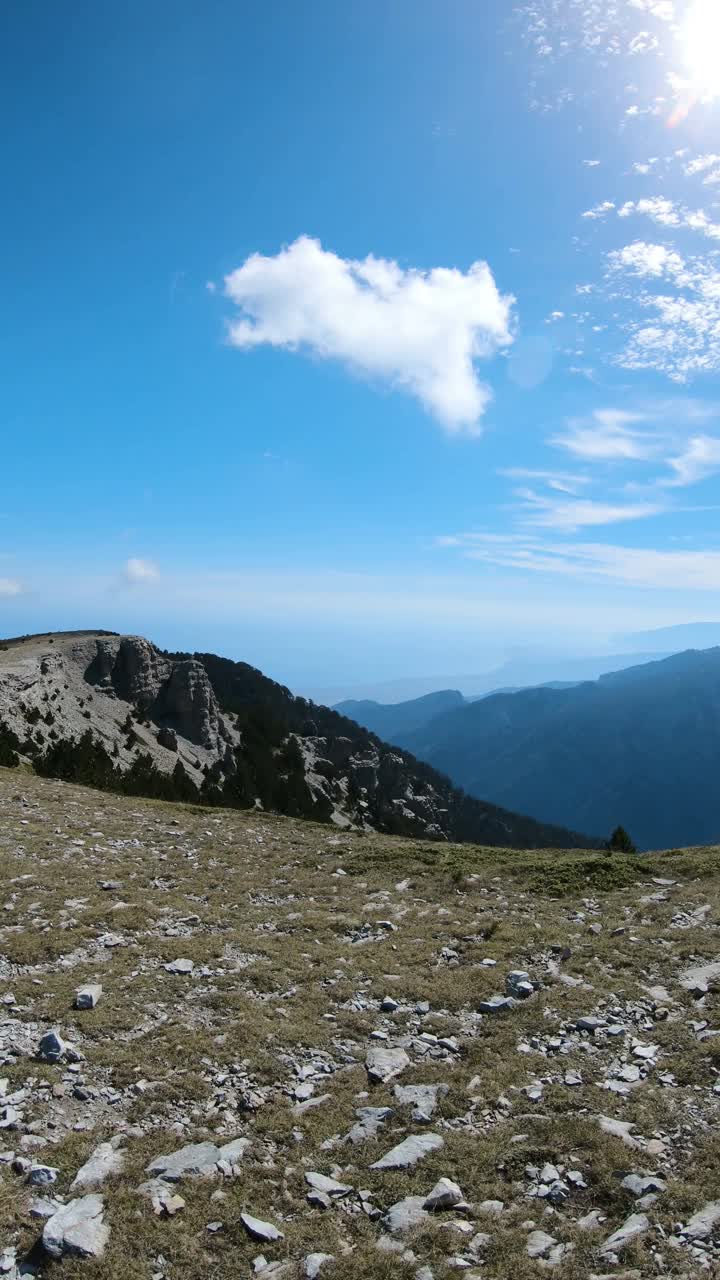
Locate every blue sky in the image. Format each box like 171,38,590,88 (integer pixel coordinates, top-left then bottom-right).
3,0,720,692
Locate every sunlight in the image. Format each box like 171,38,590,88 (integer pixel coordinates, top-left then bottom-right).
682,0,720,99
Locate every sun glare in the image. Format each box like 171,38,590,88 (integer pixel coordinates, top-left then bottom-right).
682,0,720,99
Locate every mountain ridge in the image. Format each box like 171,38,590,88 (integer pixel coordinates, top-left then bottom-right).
0,630,600,850
398,646,720,850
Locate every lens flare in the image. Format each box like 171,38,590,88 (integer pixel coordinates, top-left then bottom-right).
682,0,720,100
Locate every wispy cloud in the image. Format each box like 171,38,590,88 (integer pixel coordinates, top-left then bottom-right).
662,435,720,487
439,532,720,591
513,488,666,531
550,409,660,460
499,467,589,495
124,558,160,584
0,578,23,598
223,236,514,434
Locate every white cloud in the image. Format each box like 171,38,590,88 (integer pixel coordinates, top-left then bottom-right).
499,467,590,495
583,159,601,167
628,0,674,19
685,153,720,177
618,196,720,240
441,533,720,591
514,487,665,530
582,201,616,219
618,196,680,226
0,578,23,598
545,310,565,322
124,558,160,584
550,408,659,460
223,236,514,433
608,240,685,278
663,434,720,486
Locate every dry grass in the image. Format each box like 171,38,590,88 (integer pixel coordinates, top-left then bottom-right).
0,768,718,1278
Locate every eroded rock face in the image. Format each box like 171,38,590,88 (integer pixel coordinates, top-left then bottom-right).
154,660,221,749
86,638,224,748
88,637,170,706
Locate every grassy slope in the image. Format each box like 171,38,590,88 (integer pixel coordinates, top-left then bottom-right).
0,768,718,1279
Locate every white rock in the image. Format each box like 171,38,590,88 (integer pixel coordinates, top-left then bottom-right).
526,1229,557,1258
71,1139,125,1190
164,958,194,974
681,1201,720,1240
43,1194,109,1260
424,1177,463,1210
304,1171,352,1197
74,984,102,1010
370,1133,444,1170
393,1083,447,1122
599,1213,650,1256
241,1211,284,1242
304,1255,334,1279
384,1196,430,1233
366,1045,410,1084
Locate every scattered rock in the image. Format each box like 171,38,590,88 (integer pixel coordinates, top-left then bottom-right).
680,1201,720,1241
424,1177,463,1210
164,958,194,975
370,1133,444,1170
74,984,102,1010
599,1213,650,1256
526,1229,557,1258
366,1045,410,1084
43,1194,109,1260
71,1139,125,1190
241,1211,284,1242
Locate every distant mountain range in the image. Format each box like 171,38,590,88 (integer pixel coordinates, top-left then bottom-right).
381,648,720,850
0,631,600,850
313,648,672,706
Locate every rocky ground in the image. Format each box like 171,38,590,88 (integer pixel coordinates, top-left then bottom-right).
0,768,719,1279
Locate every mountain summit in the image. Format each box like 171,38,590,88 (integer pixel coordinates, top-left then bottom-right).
0,631,599,850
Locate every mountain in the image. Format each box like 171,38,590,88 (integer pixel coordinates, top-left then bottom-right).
334,689,465,740
620,620,720,652
401,647,720,850
0,630,600,850
305,648,670,705
336,683,589,742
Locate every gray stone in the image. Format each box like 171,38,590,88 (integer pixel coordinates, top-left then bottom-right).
680,1201,720,1240
621,1173,665,1198
479,1199,504,1215
37,1030,67,1063
241,1211,284,1242
384,1196,429,1233
366,1045,410,1084
71,1139,125,1190
599,1213,650,1256
146,1137,249,1181
304,1255,335,1279
164,958,194,975
43,1194,109,1260
370,1132,444,1170
304,1171,352,1197
424,1177,463,1210
506,970,534,999
74,984,102,1010
597,1115,639,1147
679,962,720,998
346,1106,393,1144
526,1230,557,1258
479,996,515,1014
28,1164,58,1186
576,1016,606,1033
393,1083,448,1122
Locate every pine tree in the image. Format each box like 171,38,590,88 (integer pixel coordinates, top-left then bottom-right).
607,825,636,854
